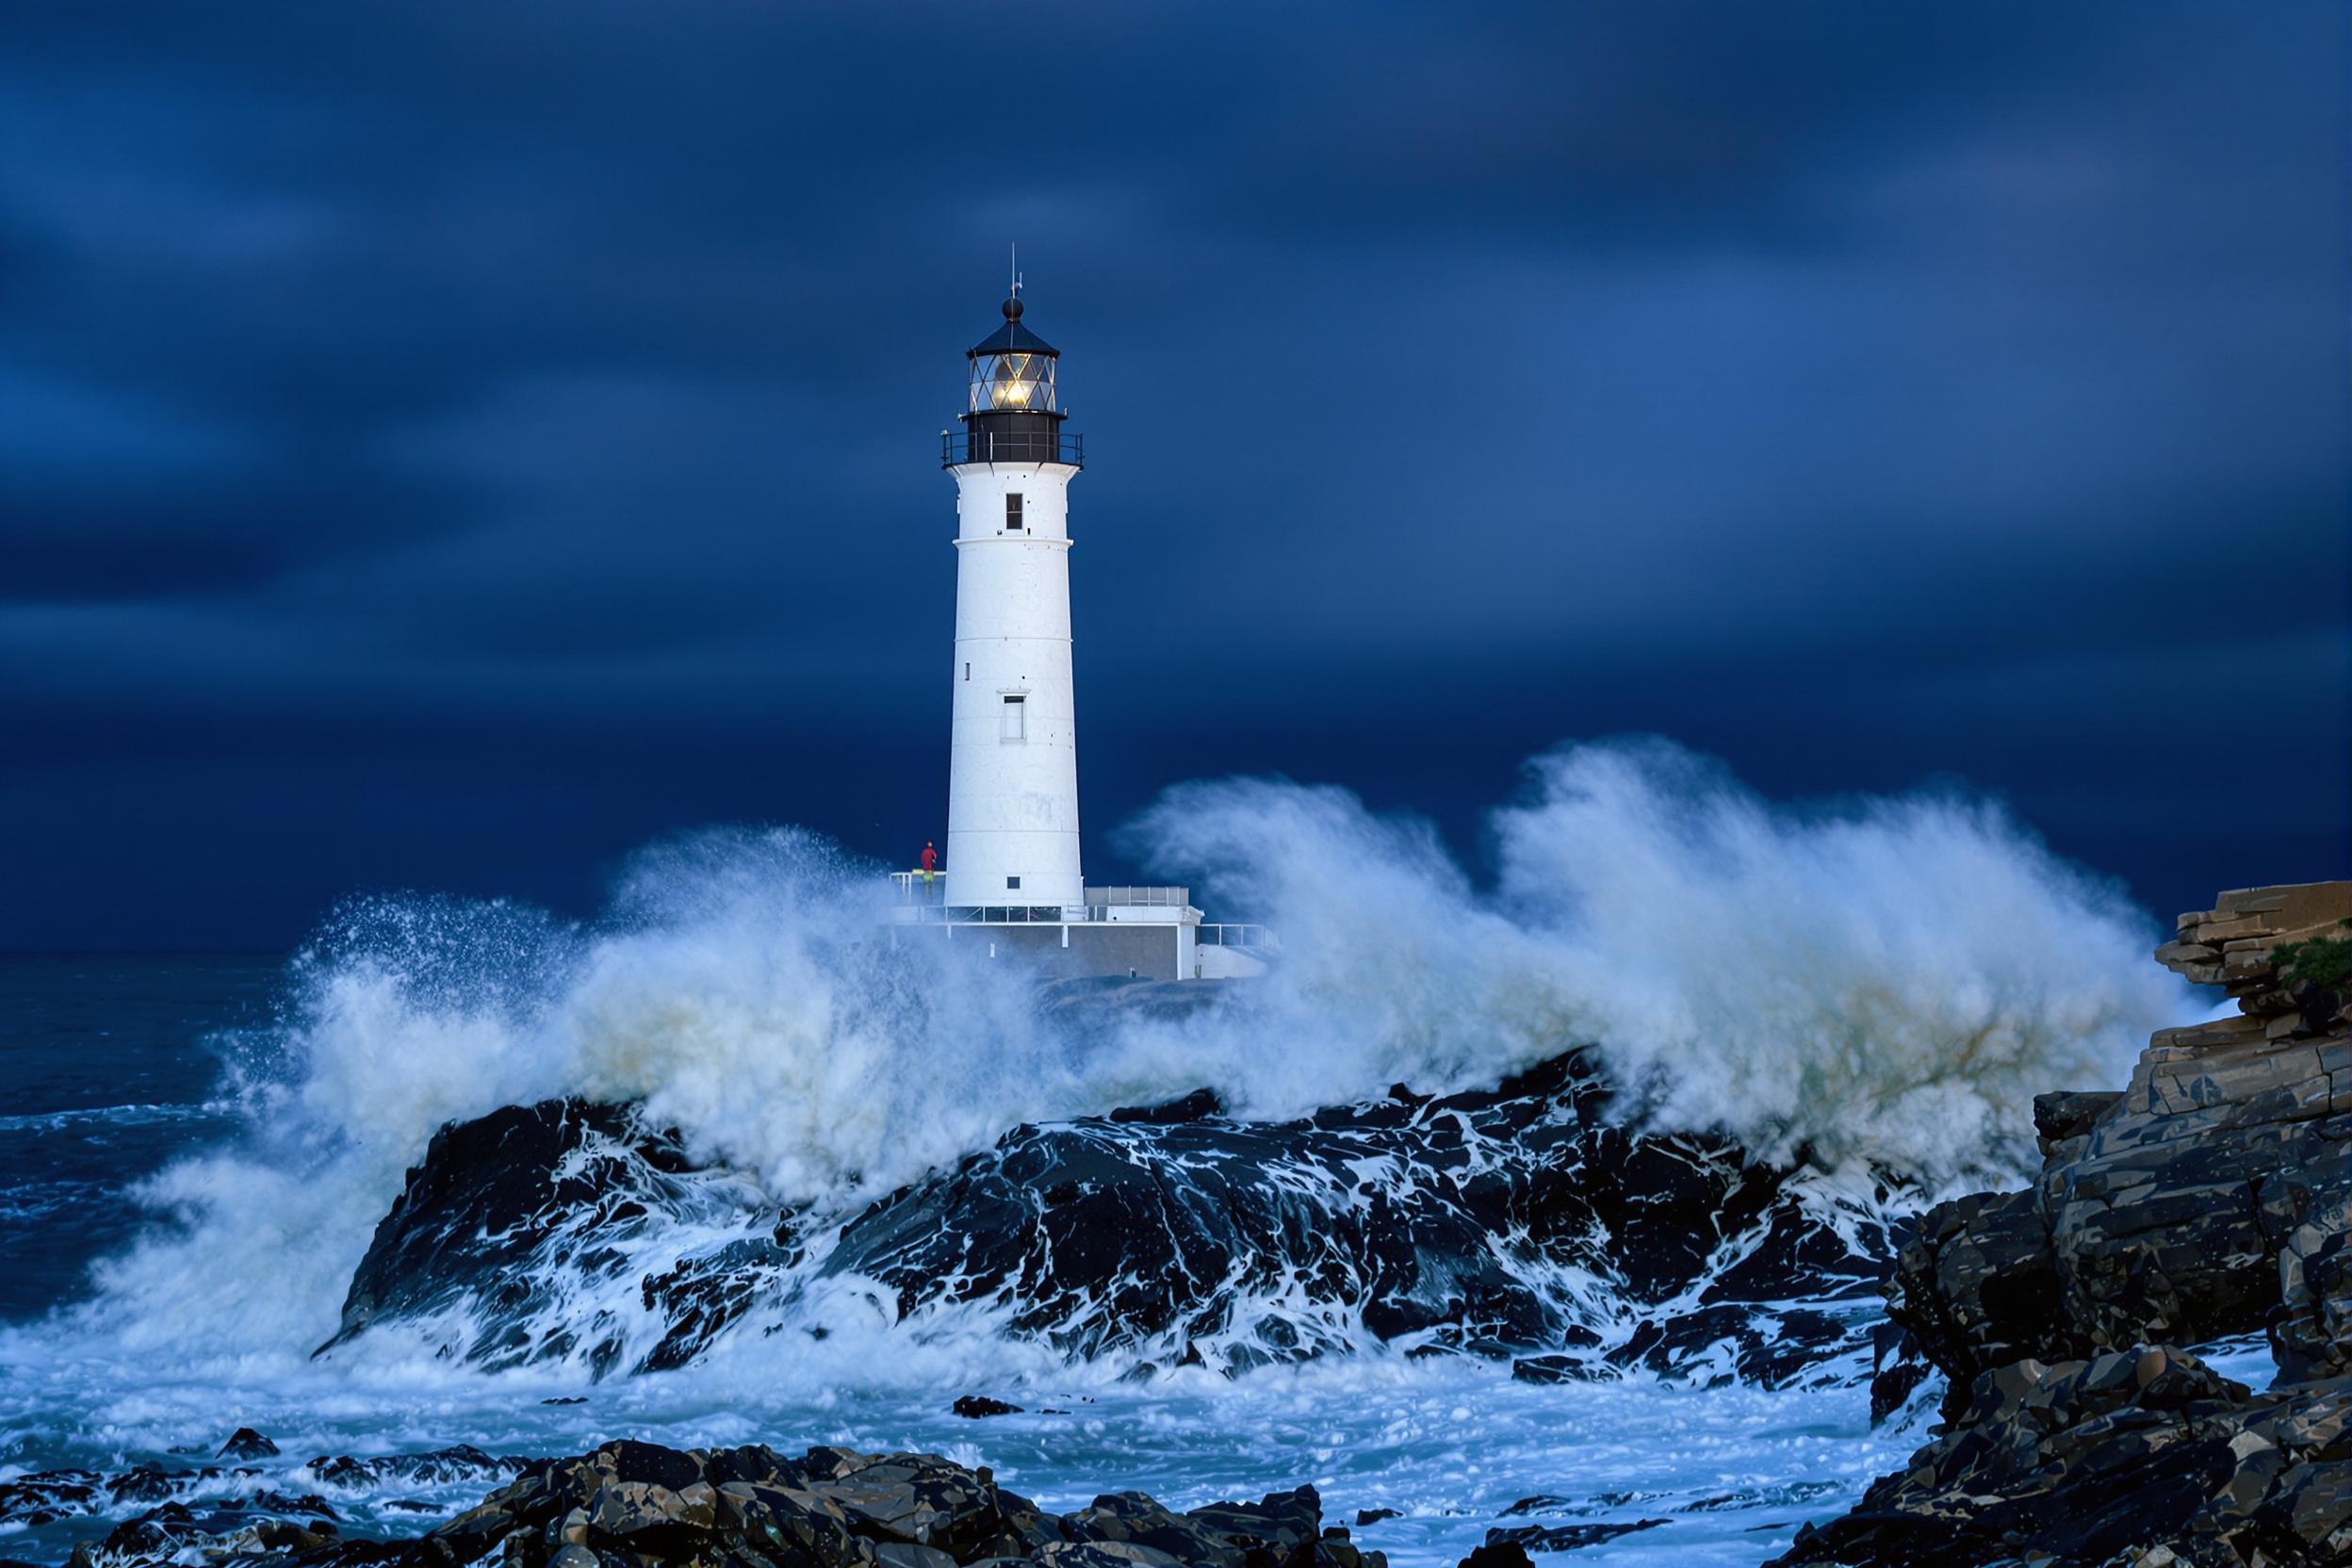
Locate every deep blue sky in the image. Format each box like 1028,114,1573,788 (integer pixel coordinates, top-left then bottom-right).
3,2,2345,951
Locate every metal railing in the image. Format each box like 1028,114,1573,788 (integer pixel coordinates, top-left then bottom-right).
887,874,1219,927
941,429,1084,467
890,872,947,904
1086,886,1190,908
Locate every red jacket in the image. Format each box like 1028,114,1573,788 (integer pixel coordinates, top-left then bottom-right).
921,845,938,871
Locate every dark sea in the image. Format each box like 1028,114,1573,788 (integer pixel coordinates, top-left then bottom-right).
0,954,283,1321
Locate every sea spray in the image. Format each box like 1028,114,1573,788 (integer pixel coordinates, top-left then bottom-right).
45,740,2176,1372
1125,739,2178,1181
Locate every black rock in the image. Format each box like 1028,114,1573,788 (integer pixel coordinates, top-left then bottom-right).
1110,1087,1225,1125
332,1051,1901,1382
952,1395,1023,1418
57,1439,1383,1568
1354,1509,1397,1527
0,1472,99,1528
217,1429,279,1461
106,1465,184,1505
1487,1519,1667,1550
304,1446,527,1491
1455,1543,1533,1568
1765,1347,2339,1568
319,1100,792,1376
1865,1321,1932,1426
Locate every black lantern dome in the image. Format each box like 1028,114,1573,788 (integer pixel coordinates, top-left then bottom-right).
944,293,1082,467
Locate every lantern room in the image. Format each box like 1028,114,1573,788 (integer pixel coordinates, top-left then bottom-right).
945,293,1082,467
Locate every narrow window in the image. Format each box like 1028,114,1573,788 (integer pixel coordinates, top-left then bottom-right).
1006,875,1021,890
964,662,971,681
1001,693,1026,742
1004,493,1024,531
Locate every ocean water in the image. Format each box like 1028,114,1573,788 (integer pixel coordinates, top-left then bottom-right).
0,955,271,1320
0,744,2196,1566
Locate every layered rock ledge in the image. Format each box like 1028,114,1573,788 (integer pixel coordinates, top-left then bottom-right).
1780,881,2352,1567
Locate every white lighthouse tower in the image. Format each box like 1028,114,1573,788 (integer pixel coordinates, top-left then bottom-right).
890,284,1270,983
942,285,1085,910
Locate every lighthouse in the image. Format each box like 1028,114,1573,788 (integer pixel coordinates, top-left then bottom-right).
942,286,1085,910
891,283,1269,983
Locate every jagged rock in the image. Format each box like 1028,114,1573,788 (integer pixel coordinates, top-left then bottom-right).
1770,1347,2352,1567
1486,1519,1665,1550
1866,1322,1933,1426
59,1441,1380,1568
1454,1544,1532,1568
0,1471,98,1527
319,1100,792,1376
302,1446,529,1491
219,1429,280,1461
1109,1088,1224,1125
953,1396,1023,1418
331,1051,1899,1382
1890,881,2352,1414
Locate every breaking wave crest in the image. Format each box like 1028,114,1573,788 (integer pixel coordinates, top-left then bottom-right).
46,740,2176,1367
1125,739,2176,1177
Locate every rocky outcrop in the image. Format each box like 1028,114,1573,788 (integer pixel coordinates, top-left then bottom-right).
1774,1346,2352,1567
1787,881,2352,1566
326,1051,1903,1384
1890,881,2352,1409
64,1441,1376,1568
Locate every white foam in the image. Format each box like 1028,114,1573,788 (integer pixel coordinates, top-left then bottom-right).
1119,739,2180,1178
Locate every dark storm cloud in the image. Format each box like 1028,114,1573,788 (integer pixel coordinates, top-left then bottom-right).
0,0,2344,948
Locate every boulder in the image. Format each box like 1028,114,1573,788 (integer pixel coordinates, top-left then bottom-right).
1769,1348,2352,1567
218,1429,279,1461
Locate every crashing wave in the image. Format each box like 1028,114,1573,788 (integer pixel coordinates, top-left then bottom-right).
49,739,2174,1391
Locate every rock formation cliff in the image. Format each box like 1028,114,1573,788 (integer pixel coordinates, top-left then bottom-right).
1780,880,2352,1566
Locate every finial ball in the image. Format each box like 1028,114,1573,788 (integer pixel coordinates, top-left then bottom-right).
1003,295,1023,321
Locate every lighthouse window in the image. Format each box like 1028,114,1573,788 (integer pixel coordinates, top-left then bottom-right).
1006,876,1021,890
1004,494,1024,531
1001,694,1026,742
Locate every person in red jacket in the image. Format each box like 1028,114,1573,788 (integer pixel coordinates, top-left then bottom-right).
920,841,939,884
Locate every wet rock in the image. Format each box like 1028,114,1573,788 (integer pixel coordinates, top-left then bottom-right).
1866,1322,1934,1426
303,1445,529,1491
46,1439,1378,1568
319,1100,792,1377
1770,1347,2352,1567
1353,1510,1397,1527
219,1428,280,1461
105,1466,187,1506
0,1470,99,1527
1486,1518,1667,1550
334,1048,1904,1382
1454,1543,1532,1568
954,1396,1024,1418
1109,1088,1224,1125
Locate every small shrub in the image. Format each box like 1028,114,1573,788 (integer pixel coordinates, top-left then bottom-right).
2275,921,2352,991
